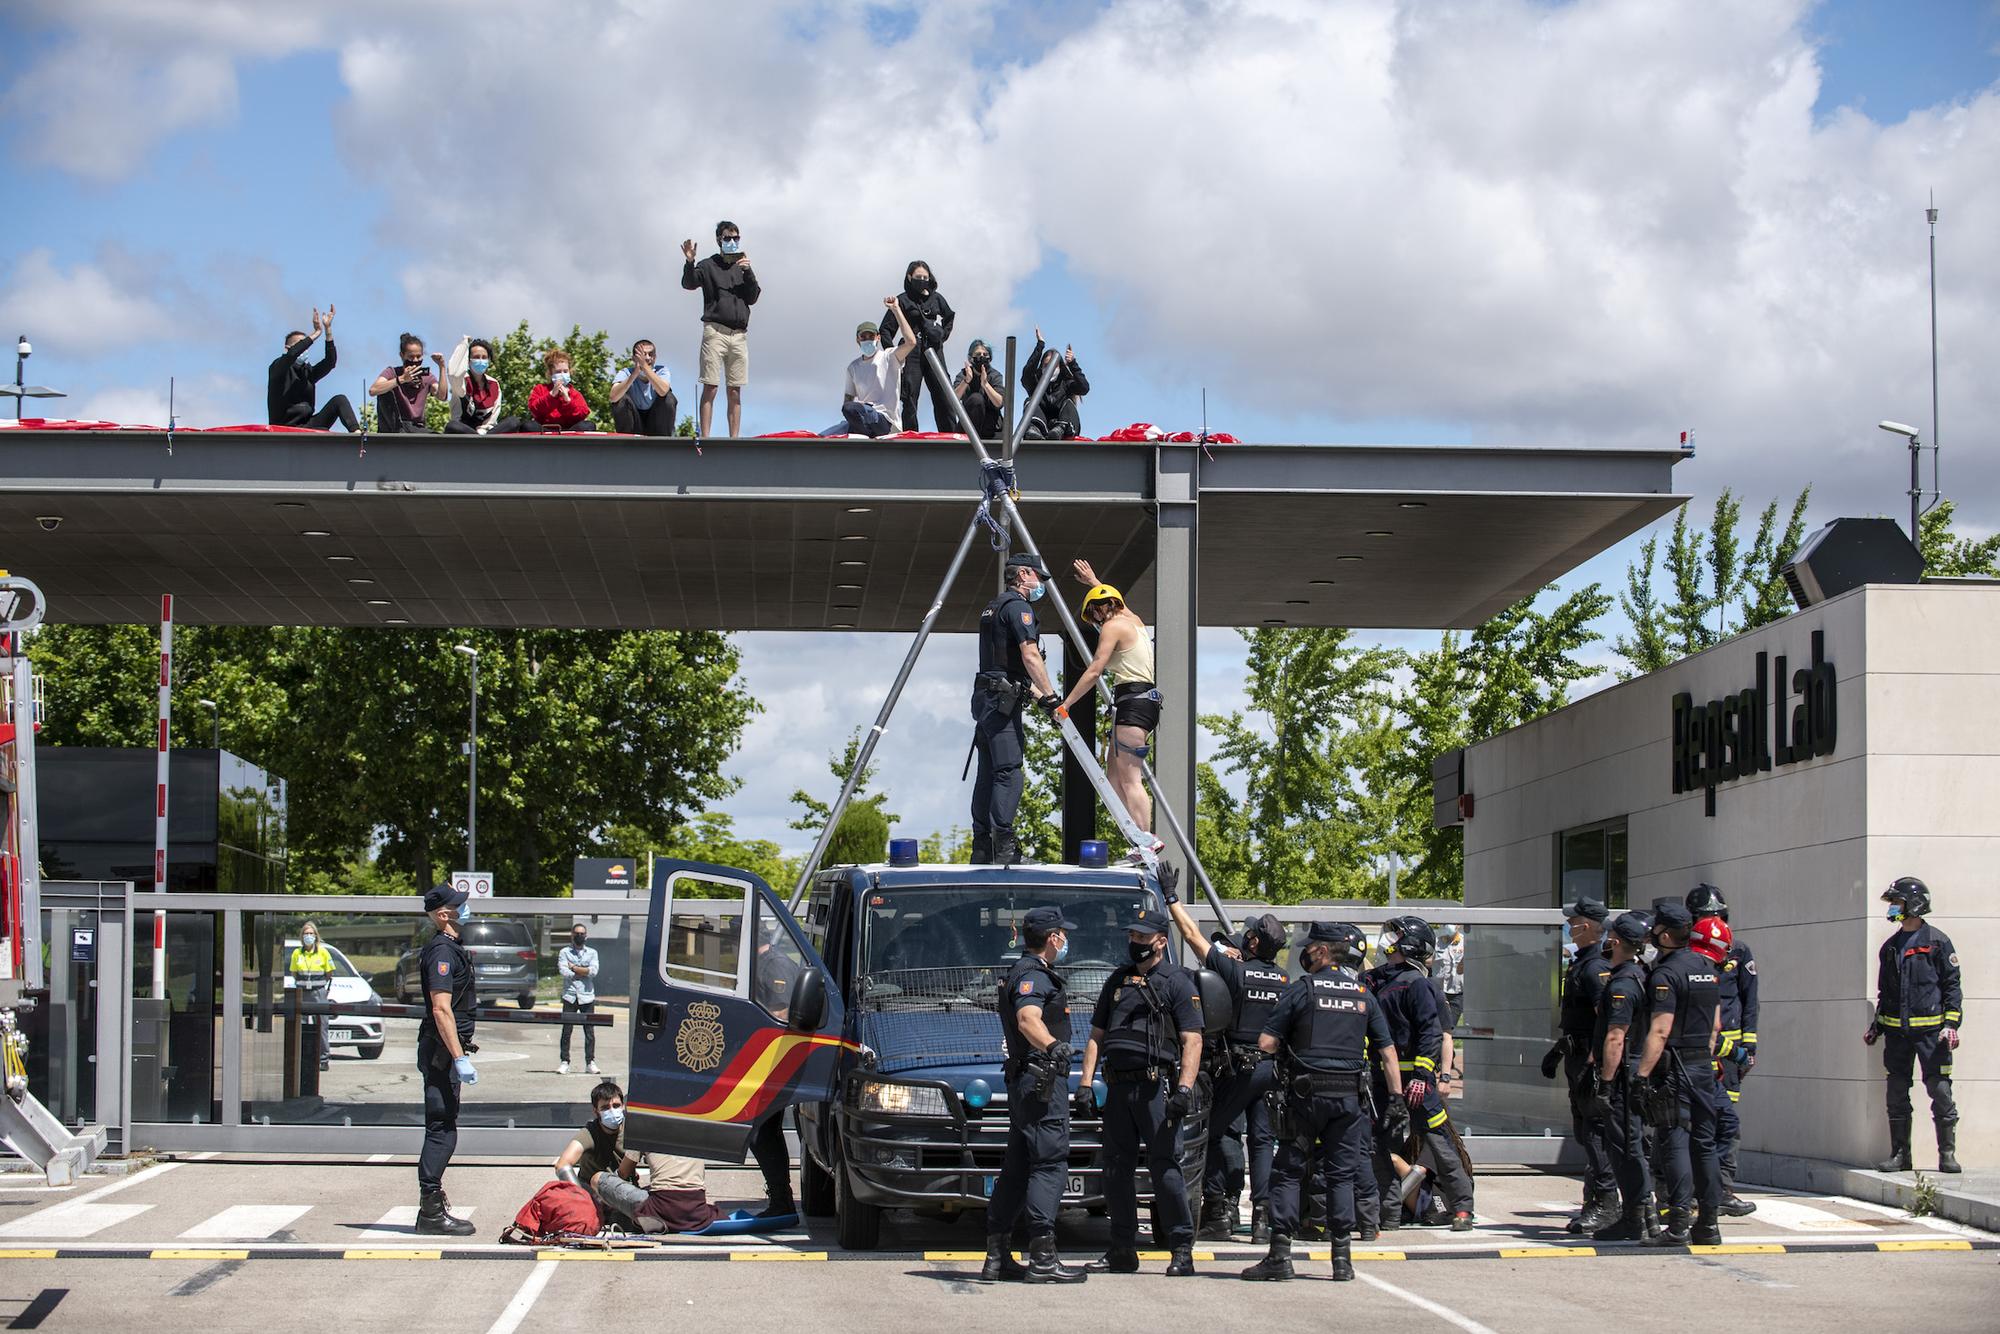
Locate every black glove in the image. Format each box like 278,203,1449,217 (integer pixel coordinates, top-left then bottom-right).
1166,1085,1194,1121
1072,1084,1099,1120
1159,864,1181,905
1539,1042,1564,1080
1383,1098,1411,1141
1035,693,1062,714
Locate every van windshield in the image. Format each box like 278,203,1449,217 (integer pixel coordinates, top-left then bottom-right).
861,882,1148,981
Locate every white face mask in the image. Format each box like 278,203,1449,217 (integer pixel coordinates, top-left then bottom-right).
302,933,316,948
1641,944,1660,967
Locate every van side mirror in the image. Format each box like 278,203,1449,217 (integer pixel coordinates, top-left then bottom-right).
790,967,829,1031
1195,968,1234,1036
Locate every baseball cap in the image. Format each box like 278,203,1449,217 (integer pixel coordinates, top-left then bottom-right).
1004,553,1050,578
1022,905,1078,933
1651,899,1693,931
1124,907,1170,936
423,883,469,914
1565,896,1609,922
1608,911,1650,945
855,320,879,337
1245,912,1284,944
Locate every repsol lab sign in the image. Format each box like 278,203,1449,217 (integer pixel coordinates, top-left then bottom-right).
1671,630,1836,816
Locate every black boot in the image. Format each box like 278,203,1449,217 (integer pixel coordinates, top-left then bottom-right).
415,1188,475,1237
1230,1198,1244,1236
1358,1214,1380,1243
1690,1206,1722,1247
1937,1121,1961,1174
1239,1234,1293,1282
1646,1209,1690,1247
1643,1192,1663,1240
1163,1244,1196,1277
1593,1207,1645,1242
1331,1234,1354,1282
969,832,993,864
1084,1248,1139,1274
1877,1118,1913,1172
980,1237,1028,1282
756,1191,797,1220
993,832,1021,867
1577,1194,1621,1233
1299,1189,1329,1240
1250,1202,1270,1244
1025,1232,1086,1284
1196,1194,1233,1241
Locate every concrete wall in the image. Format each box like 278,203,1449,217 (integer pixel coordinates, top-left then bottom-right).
1462,582,1997,1169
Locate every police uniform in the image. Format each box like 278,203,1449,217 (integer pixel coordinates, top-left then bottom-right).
1593,913,1652,1239
970,555,1046,864
1713,935,1758,1209
985,907,1087,1283
1875,915,1963,1171
1244,923,1395,1283
748,938,804,1215
1365,947,1474,1228
1198,913,1288,1237
1087,909,1203,1269
1640,902,1721,1242
415,884,477,1234
1556,901,1616,1227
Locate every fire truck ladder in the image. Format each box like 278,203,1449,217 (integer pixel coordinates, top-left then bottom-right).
787,351,1232,935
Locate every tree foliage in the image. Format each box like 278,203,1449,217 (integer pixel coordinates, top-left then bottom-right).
1918,497,2000,577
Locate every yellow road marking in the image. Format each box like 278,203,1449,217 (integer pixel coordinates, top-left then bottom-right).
1500,1247,1596,1258
343,1249,442,1260
1355,1250,1407,1261
536,1250,633,1261
149,1249,249,1261
729,1251,828,1262
1876,1239,1971,1253
1691,1244,1785,1256
0,1250,58,1260
924,1251,986,1261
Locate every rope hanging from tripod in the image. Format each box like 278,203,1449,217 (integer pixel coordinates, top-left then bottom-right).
976,460,1017,551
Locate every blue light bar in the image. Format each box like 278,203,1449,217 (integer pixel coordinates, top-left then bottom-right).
1078,840,1109,868
888,838,919,867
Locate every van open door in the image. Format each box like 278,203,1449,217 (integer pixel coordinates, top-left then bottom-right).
627,857,853,1162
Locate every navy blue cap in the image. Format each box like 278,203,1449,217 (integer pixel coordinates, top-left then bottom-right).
1651,898,1693,930
1306,921,1347,944
1023,905,1078,933
1565,896,1609,922
423,883,469,913
1125,907,1170,936
1004,553,1050,577
1608,911,1650,944
1245,912,1284,944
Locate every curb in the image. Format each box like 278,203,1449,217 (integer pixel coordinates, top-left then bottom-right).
1739,1151,2000,1233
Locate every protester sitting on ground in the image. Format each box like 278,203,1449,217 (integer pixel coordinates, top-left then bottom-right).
608,339,679,436
1021,325,1090,440
445,337,526,436
953,338,1005,440
880,259,956,431
681,221,759,437
554,1081,723,1234
369,333,446,432
528,349,596,432
268,306,359,431
1059,558,1160,842
820,297,918,439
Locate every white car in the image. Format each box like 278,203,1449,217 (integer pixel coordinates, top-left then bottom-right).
285,942,385,1060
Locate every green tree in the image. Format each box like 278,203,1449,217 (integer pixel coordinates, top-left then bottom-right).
494,321,616,431
1918,497,2000,577
654,811,799,889
1738,488,1813,630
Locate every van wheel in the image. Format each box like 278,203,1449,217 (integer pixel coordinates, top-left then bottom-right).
800,1151,836,1218
834,1153,882,1250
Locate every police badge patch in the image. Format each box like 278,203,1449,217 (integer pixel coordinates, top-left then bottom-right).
675,1000,726,1073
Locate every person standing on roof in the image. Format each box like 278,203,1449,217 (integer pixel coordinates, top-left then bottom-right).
1059,558,1160,843
970,554,1059,866
680,221,759,437
880,260,956,432
267,306,358,431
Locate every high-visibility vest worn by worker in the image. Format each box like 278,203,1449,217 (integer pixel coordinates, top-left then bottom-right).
289,945,335,977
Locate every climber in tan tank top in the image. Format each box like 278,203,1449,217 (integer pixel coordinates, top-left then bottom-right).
1059,558,1163,844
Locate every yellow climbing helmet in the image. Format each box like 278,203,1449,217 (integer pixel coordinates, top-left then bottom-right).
1080,584,1125,614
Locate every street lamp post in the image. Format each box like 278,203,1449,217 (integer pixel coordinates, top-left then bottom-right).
1877,421,1924,544
197,697,219,749
455,644,479,871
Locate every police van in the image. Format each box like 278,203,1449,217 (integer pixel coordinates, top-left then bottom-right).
626,852,1228,1249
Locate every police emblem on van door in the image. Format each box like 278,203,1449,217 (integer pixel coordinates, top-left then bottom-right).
675,1001,726,1073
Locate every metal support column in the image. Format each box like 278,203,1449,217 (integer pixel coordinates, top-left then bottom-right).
221,907,243,1126
1151,444,1200,890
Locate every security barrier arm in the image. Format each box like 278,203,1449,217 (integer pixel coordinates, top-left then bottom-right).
788,501,990,911
924,347,1234,933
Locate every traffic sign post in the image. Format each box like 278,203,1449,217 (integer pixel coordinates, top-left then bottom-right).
453,871,494,900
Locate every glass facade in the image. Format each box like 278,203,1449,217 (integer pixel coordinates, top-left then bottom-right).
36,748,286,892
1556,818,1627,909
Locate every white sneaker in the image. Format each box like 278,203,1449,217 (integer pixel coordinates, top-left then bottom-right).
587,1062,601,1075
558,1061,569,1075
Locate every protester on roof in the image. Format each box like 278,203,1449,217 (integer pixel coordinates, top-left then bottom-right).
444,337,526,436
528,349,595,432
954,339,1005,441
1021,326,1089,440
820,297,919,439
267,305,358,431
680,221,758,437
370,333,447,433
608,339,679,437
880,260,956,432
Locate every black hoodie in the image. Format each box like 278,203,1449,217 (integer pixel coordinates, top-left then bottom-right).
267,335,338,425
681,252,762,330
881,263,955,355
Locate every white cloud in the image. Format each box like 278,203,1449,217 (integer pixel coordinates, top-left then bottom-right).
0,249,176,347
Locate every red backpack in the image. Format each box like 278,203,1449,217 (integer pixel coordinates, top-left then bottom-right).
503,1180,601,1243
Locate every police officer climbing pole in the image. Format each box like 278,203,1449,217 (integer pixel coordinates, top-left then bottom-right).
1632,898,1724,1247
415,882,478,1237
982,906,1089,1284
1241,922,1402,1284
970,554,1059,865
1077,902,1205,1277
1543,898,1618,1235
1867,877,1962,1174
1687,883,1759,1214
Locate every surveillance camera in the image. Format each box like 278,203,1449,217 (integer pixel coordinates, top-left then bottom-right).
35,515,62,532
16,337,30,358
1877,420,1921,439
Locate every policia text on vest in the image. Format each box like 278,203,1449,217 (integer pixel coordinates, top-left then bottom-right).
1671,630,1837,816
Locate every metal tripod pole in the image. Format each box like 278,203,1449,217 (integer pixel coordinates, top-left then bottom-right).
924,348,1234,933
788,499,992,910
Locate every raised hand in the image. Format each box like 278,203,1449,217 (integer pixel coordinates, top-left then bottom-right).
1071,558,1098,585
323,303,335,330
311,308,323,333
681,238,697,261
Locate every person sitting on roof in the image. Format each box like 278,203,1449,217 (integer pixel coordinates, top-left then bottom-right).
370,332,447,432
267,305,358,431
1020,325,1089,440
528,349,596,432
608,338,679,436
1058,559,1160,843
444,337,527,436
820,296,918,438
953,339,1005,441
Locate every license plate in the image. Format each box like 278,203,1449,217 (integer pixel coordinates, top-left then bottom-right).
331,1028,356,1041
477,965,508,974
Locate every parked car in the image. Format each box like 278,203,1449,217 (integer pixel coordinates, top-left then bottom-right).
396,917,540,1010
282,940,384,1059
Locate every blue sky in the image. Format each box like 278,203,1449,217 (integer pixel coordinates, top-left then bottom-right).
4,0,1997,853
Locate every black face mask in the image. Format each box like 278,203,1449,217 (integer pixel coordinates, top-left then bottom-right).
1127,939,1156,966
1249,933,1280,964
571,935,587,948
906,277,933,299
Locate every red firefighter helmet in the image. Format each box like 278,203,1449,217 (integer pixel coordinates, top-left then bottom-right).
1690,914,1733,963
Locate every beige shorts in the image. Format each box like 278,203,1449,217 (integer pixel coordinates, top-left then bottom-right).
698,322,749,387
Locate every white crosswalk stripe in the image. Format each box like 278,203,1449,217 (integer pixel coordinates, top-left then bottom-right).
179,1204,314,1239
0,1202,152,1238
1741,1198,1877,1232
360,1204,475,1239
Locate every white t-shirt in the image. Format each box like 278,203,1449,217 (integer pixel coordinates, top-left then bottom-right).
844,349,903,429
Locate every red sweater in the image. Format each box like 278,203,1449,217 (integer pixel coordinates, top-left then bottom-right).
529,381,591,427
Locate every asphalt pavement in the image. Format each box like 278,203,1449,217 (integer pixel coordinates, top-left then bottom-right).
0,1160,1993,1333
